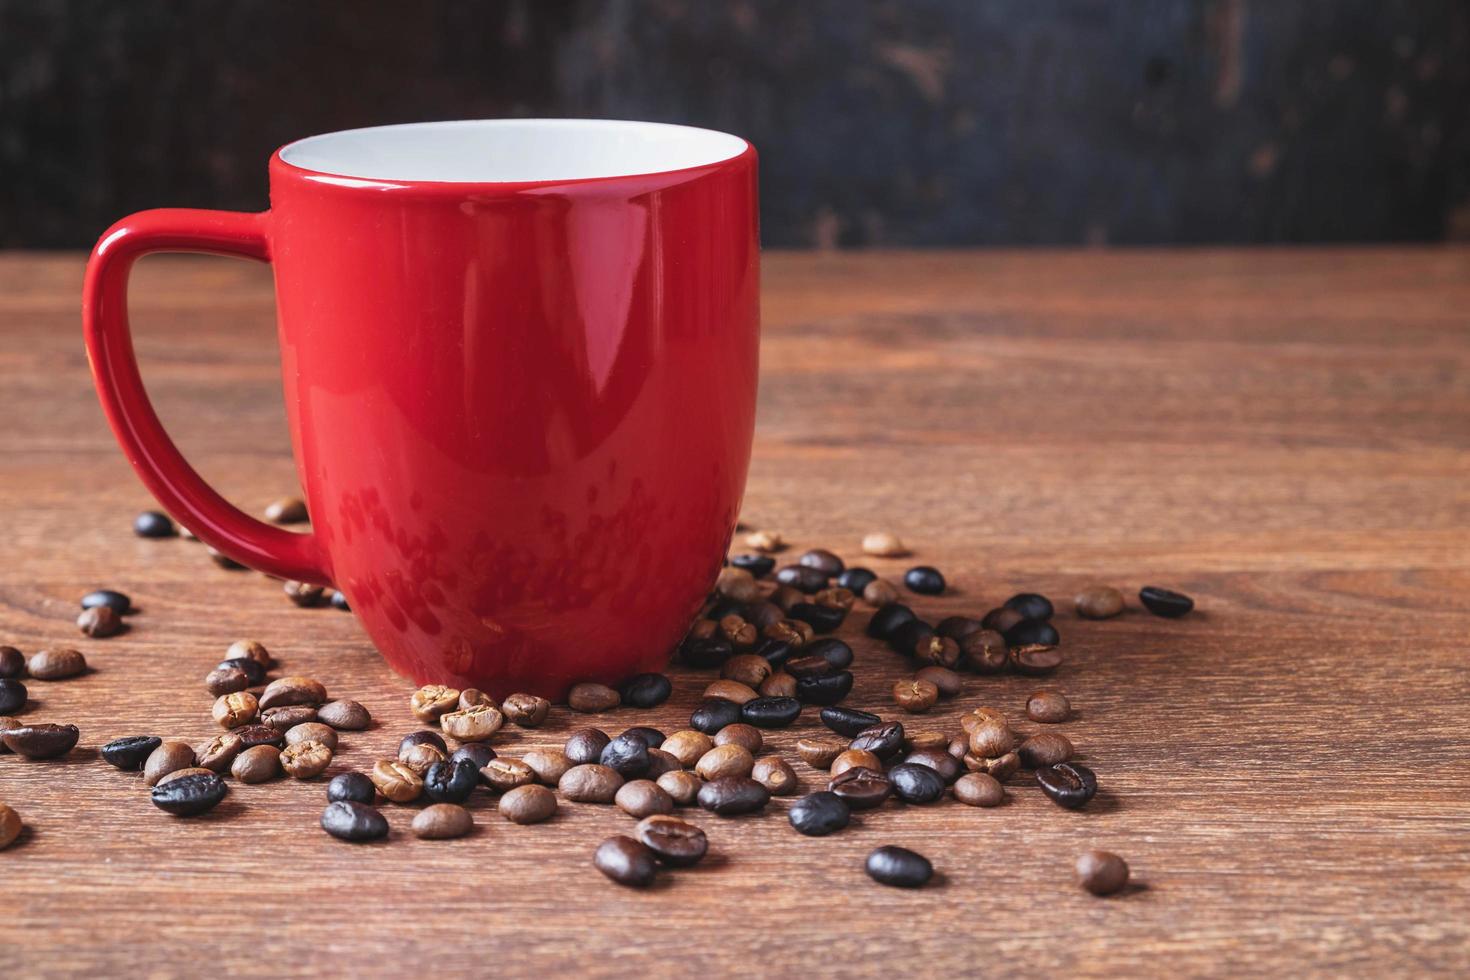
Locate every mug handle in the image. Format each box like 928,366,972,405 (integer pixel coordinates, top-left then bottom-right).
83,208,331,585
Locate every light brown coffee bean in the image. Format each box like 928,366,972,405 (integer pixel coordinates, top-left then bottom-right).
695,744,755,781
713,723,763,754
744,529,785,553
770,585,805,612
280,739,332,779
703,679,758,705
225,639,272,669
317,699,371,731
720,654,772,688
412,803,473,840
1075,585,1125,620
261,705,318,731
718,614,758,649
1026,690,1072,724
399,742,446,776
686,618,718,642
645,748,682,779
905,731,950,752
371,758,423,802
1019,732,1075,769
567,682,620,713
457,688,495,710
502,692,551,728
759,671,797,698
205,666,249,697
796,736,847,769
195,733,243,773
0,802,21,850
285,722,338,752
27,648,86,680
813,587,856,611
259,676,327,710
764,619,813,647
967,719,1017,758
156,766,214,787
862,578,900,606
212,691,258,729
264,496,309,524
410,684,460,722
953,772,1006,807
960,707,1010,735
893,677,940,714
616,779,675,818
752,755,798,796
861,531,907,557
283,580,325,607
914,666,962,698
1077,850,1130,895
481,758,535,793
715,566,759,601
656,770,702,806
144,741,195,786
559,763,623,803
77,606,123,638
0,715,21,752
964,750,1020,782
831,749,881,777
522,748,572,785
440,704,504,743
231,744,283,783
662,730,714,768
499,784,557,824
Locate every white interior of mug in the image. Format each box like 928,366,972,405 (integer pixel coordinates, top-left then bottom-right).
278,119,748,183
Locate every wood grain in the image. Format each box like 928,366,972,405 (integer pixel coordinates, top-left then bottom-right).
1,249,1468,977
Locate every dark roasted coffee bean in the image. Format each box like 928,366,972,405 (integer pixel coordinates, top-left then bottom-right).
805,638,853,671
0,679,26,714
133,510,176,538
599,732,651,778
903,748,962,784
1011,644,1063,675
1004,592,1054,621
690,698,742,735
886,619,934,658
681,635,733,669
636,814,708,866
849,722,905,762
981,606,1025,633
399,729,448,756
729,554,775,578
327,771,377,805
911,633,960,669
618,673,673,709
960,629,1009,673
697,775,770,815
866,603,916,640
788,791,850,836
423,758,479,803
1140,586,1194,618
1077,849,1130,895
953,771,1005,807
820,706,881,737
1037,762,1098,809
451,743,497,771
795,670,853,706
835,566,877,594
827,766,892,809
705,597,749,622
935,616,982,640
101,735,161,770
888,763,946,804
1004,619,1060,649
594,836,658,887
3,723,78,759
217,656,267,687
151,772,227,816
741,696,801,728
915,665,962,698
787,602,844,634
77,606,123,638
330,590,351,611
321,800,388,841
564,727,612,766
233,724,285,750
283,580,326,607
798,548,844,577
1075,585,1125,620
262,705,317,732
866,846,933,887
0,646,22,679
81,589,132,615
207,545,247,570
264,496,309,524
784,654,833,679
756,638,794,668
205,666,248,697
745,601,785,631
903,566,945,595
775,564,828,593
893,677,939,714
620,726,666,749
1019,732,1075,769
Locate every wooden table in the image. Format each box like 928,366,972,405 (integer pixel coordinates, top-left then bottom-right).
2,249,1467,976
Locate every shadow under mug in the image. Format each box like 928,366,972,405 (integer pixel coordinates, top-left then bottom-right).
83,119,760,697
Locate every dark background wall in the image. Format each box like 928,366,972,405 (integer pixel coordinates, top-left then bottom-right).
2,0,1466,248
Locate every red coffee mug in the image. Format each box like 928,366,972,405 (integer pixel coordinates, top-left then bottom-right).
83,119,759,697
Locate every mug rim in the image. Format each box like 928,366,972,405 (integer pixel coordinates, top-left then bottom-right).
274,118,753,191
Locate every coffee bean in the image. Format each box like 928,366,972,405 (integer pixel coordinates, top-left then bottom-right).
681,635,733,669
217,656,266,686
205,667,248,697
730,554,775,578
133,510,175,538
156,766,215,787
232,744,283,783
411,802,472,840
803,639,853,673
616,672,672,709
616,779,674,818
887,619,933,658
409,684,461,722
27,648,86,681
560,763,624,803
981,606,1025,633
194,733,241,772
796,736,847,769
903,566,945,595
520,748,569,785
933,616,980,641
893,678,939,714
775,564,828,593
1004,592,1054,621
264,495,308,524
440,703,504,743
3,723,79,759
861,530,908,556
316,699,371,731
967,719,1017,758
631,814,706,866
151,772,227,816
718,613,759,649
371,759,424,803
964,750,1020,782
231,723,285,751
1010,643,1063,675
564,728,612,766
862,578,900,606
330,590,351,611
458,686,495,708
830,749,881,778
960,706,1009,732
225,639,272,669
568,682,621,713
399,729,447,755
212,691,259,729
690,698,742,735
280,739,332,779
286,722,338,752
912,632,961,669
827,766,892,809
712,723,763,754
0,646,22,679
101,735,161,770
720,654,772,689
785,655,832,680
813,587,856,613
1140,586,1193,618
481,758,535,793
888,763,946,804
783,791,849,839
902,748,963,784
1019,732,1075,769
836,567,877,593
849,722,905,762
915,666,962,698
143,741,195,785
207,545,246,570
759,671,797,698
400,742,446,777
1037,762,1098,809
866,603,916,640
696,743,755,781
704,679,758,704
0,803,20,849
599,732,651,778
755,639,794,669
953,772,1005,807
327,771,376,804
0,679,26,714
746,602,786,631
1075,585,1124,620
260,676,327,710
494,692,548,728
423,758,479,803
697,775,770,815
795,670,853,706
960,630,1009,673
282,580,325,607
764,619,815,648
741,696,801,729
820,706,881,737
76,606,122,638
660,729,712,768
499,784,558,824
1004,620,1061,649
449,740,497,770
322,800,389,841
794,548,842,577
656,770,702,806
1077,850,1130,895
788,603,844,634
865,846,933,887
752,755,798,795
263,705,318,733
907,730,951,752
595,835,659,887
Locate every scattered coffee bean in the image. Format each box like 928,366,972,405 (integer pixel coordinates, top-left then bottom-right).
960,706,1009,732
1005,617,1062,648
449,740,498,769
794,670,853,706
741,696,801,728
615,672,672,709
681,635,733,669
933,616,979,641
730,553,775,578
836,567,877,593
481,758,536,793
595,835,659,887
212,691,259,729
639,746,676,778
866,846,932,887
371,759,424,803
280,739,332,779
423,758,479,803
713,723,763,754
893,677,939,714
460,689,496,711
232,744,283,783
965,750,1020,782
696,744,755,781
1075,585,1124,619
157,766,215,787
1140,586,1194,618
1019,732,1075,769
765,619,814,647
560,763,624,803
1077,849,1130,895
330,590,350,611
133,510,176,538
235,724,285,750
956,629,1006,673
1004,592,1054,621
657,770,702,806
914,666,962,699
797,548,844,577
903,566,945,595
774,564,828,594
831,748,882,777
499,783,558,824
752,755,798,795
0,679,26,714
862,578,900,606
285,722,338,751
206,545,246,570
721,654,772,688
616,779,674,818
399,742,445,778
715,566,759,602
101,735,161,770
887,619,933,658
600,732,651,778
953,771,1006,807
907,730,950,752
912,632,961,668
759,671,797,698
195,733,242,772
76,606,122,638
827,766,892,809
322,800,389,841
0,802,20,849
316,699,371,731
151,772,227,816
564,727,612,766
399,729,447,754
3,723,79,759
861,531,907,557
967,718,1017,759
261,705,318,732
568,682,620,713
226,639,272,669
143,741,195,785
80,590,131,620
440,703,505,742
659,729,712,768
218,656,266,686
982,606,1025,633
866,602,916,640
493,692,547,728
27,648,86,681
282,580,324,607
888,763,946,804
718,614,759,649
327,771,376,805
412,802,473,840
849,722,905,762
635,814,708,866
788,602,844,633
814,587,856,612
704,679,758,704
1010,643,1063,675
785,791,848,836
747,602,786,631
260,676,327,710
804,638,853,672
1037,762,1098,809
820,706,881,737
264,495,309,524
690,698,743,735
785,654,832,680
519,748,568,785
697,775,770,815
796,736,847,770
205,666,248,697
410,684,460,722
902,748,962,784
0,646,22,679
